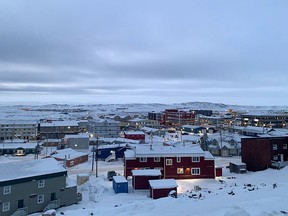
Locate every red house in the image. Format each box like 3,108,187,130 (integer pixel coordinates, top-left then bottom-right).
124,131,145,141
132,169,162,190
51,148,88,167
149,179,178,199
124,144,215,179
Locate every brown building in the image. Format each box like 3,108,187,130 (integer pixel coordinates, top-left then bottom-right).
241,136,288,171
161,109,195,127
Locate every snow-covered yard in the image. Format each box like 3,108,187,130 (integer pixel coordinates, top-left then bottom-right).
13,155,286,216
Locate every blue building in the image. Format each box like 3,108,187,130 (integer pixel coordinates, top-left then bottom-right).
113,176,128,194
96,144,129,161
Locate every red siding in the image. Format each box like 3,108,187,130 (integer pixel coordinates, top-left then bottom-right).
242,137,288,171
150,187,177,199
125,156,215,179
133,175,162,190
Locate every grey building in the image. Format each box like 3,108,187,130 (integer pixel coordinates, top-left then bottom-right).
39,121,80,139
89,119,120,138
0,158,81,216
62,133,89,149
0,121,38,141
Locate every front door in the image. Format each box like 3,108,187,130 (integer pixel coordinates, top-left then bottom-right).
18,199,24,208
51,192,56,201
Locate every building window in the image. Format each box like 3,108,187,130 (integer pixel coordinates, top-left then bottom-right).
38,180,45,188
166,159,173,166
191,168,200,175
273,155,278,161
139,157,147,162
154,157,160,162
3,186,11,195
2,202,10,212
177,168,184,174
273,144,278,150
192,156,200,162
177,157,181,163
37,195,44,204
283,144,287,150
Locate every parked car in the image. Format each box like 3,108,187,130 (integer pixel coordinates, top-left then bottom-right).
107,171,117,181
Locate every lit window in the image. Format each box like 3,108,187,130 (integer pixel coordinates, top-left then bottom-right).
273,144,278,150
177,168,184,174
166,159,173,166
191,168,200,175
38,180,45,188
283,144,287,150
2,202,10,212
37,195,44,204
154,157,160,162
139,157,147,162
192,157,200,162
177,157,181,163
3,186,11,195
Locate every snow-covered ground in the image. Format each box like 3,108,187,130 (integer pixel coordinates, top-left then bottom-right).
8,154,283,216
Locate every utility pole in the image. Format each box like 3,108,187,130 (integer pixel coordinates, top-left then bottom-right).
91,139,95,171
96,136,99,177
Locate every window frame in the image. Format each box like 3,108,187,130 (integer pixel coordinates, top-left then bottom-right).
177,168,184,174
154,157,160,162
2,202,10,212
3,186,11,195
191,168,200,175
177,157,181,163
283,144,287,150
273,144,278,150
139,157,147,162
192,156,200,162
166,159,173,166
37,195,44,204
38,179,45,188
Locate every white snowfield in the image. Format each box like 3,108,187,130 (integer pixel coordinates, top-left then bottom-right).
9,155,284,216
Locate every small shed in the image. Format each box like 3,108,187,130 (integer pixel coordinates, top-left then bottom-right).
229,162,247,174
132,169,162,190
113,176,128,194
149,179,178,199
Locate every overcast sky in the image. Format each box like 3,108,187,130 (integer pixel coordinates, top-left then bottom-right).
0,0,288,106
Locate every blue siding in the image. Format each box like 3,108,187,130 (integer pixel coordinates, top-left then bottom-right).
113,178,128,194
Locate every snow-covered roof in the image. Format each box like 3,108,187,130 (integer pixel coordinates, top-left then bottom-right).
125,131,145,135
40,120,79,127
141,127,159,133
52,148,88,160
113,175,128,183
132,169,161,176
149,179,178,189
124,144,212,159
182,125,204,129
0,158,66,182
0,142,38,149
64,133,89,139
128,118,146,122
97,143,127,150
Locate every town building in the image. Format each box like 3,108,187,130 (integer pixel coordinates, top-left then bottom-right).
62,133,89,149
39,121,80,139
0,158,81,216
241,136,288,171
161,109,195,127
88,119,120,138
0,121,38,141
124,131,145,142
241,112,288,128
51,148,89,167
124,144,215,179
